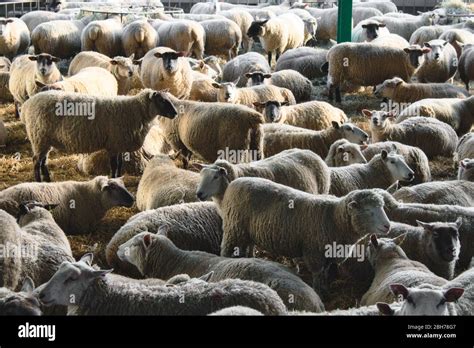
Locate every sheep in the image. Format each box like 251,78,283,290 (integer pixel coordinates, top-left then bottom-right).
439,29,474,58
38,254,287,316
8,54,62,117
275,47,328,79
158,93,265,166
262,122,369,159
68,51,136,95
360,235,448,306
209,306,263,316
445,267,474,315
188,59,220,80
374,77,469,103
455,133,474,164
325,44,427,102
352,19,390,43
81,17,124,57
0,277,42,316
213,82,296,108
20,11,73,32
246,13,305,65
121,20,158,59
288,8,318,45
22,89,178,181
216,179,390,292
189,74,219,102
245,69,312,103
371,34,410,50
140,47,193,100
76,125,170,176
175,14,226,22
118,233,325,312
458,43,474,90
136,154,202,211
0,209,22,290
376,283,463,316
361,141,431,184
410,25,449,46
458,159,474,182
353,1,398,14
386,219,462,280
35,67,118,97
222,52,271,87
31,17,91,59
392,181,474,207
0,117,6,147
105,202,223,276
329,150,414,197
196,149,331,200
325,139,367,167
395,96,474,136
415,40,458,83
0,176,134,235
218,9,254,52
367,12,438,41
151,19,205,60
0,56,11,71
200,19,242,61
375,189,474,269
0,18,30,60
253,100,347,130
364,110,457,159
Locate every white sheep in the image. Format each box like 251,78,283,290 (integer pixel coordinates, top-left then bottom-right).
151,19,205,60
458,43,474,91
22,89,178,180
0,176,134,235
20,10,73,32
31,17,91,59
196,149,331,200
222,52,271,87
0,117,6,147
364,110,457,159
246,13,305,65
262,122,369,158
458,159,474,182
455,133,474,165
325,139,367,167
360,235,448,306
218,9,255,52
395,96,474,136
209,306,263,316
121,19,158,59
253,100,347,130
68,51,137,95
415,39,458,83
118,233,325,312
367,12,438,41
140,47,193,99
0,18,30,60
275,47,328,79
136,154,202,211
201,19,242,61
81,17,124,57
329,150,414,197
0,277,42,315
439,29,474,58
0,209,22,289
38,254,287,315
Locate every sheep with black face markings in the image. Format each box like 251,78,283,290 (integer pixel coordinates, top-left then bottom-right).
262,122,368,158
352,19,390,43
222,52,271,87
393,181,474,207
329,151,414,197
106,202,223,275
364,110,457,159
22,89,178,181
387,219,461,280
68,51,137,95
253,99,347,130
325,139,367,167
210,177,391,292
118,233,324,312
38,254,287,316
361,235,449,306
196,149,331,201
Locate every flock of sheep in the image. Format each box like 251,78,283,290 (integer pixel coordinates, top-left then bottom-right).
0,0,473,317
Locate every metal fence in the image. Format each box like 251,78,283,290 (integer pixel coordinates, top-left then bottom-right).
0,0,41,17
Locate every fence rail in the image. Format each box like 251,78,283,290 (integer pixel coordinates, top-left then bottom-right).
0,0,41,17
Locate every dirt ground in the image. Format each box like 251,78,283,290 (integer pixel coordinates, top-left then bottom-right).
0,77,464,311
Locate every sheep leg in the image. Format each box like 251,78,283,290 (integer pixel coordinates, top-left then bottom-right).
109,154,119,178
117,153,124,177
33,151,48,182
328,84,334,101
267,52,272,67
335,86,342,103
14,101,20,119
40,157,51,182
220,226,250,258
276,51,280,62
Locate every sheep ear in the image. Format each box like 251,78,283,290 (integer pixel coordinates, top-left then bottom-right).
456,41,465,49
263,73,272,79
253,101,266,108
80,253,94,266
218,166,228,176
443,288,464,302
392,233,407,246
143,233,153,249
377,302,395,316
245,72,252,78
198,60,205,68
370,234,379,248
360,144,368,151
331,121,340,129
455,217,463,229
381,150,388,160
390,283,409,299
21,277,35,293
347,200,357,211
460,160,467,169
386,181,399,194
6,18,14,24
198,271,214,282
35,80,47,88
133,58,143,66
168,149,182,161
176,51,186,57
378,23,386,28
92,269,113,278
337,145,345,154
43,203,59,211
154,52,163,59
211,82,221,89
193,162,208,171
51,56,60,63
110,59,118,65
28,55,38,61
320,61,329,73
361,109,372,118
281,101,290,106
416,220,433,232
361,24,368,29
128,53,135,60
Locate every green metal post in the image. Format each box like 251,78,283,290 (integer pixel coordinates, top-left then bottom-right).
336,0,353,43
